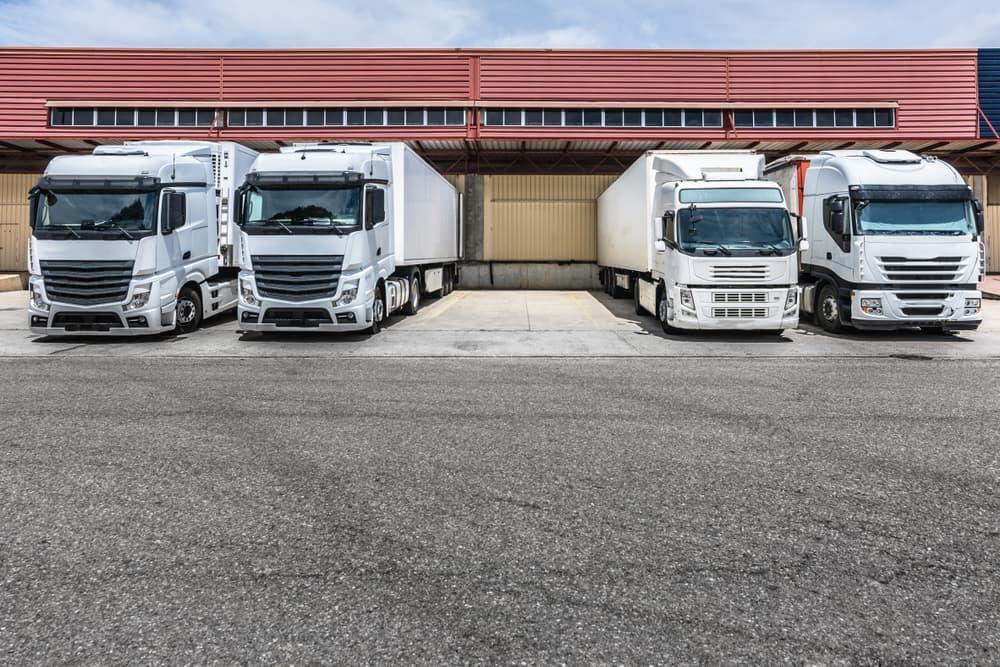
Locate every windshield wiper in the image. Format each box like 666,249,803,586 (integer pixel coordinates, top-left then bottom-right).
46,224,81,239
253,218,295,234
703,244,731,256
757,244,782,256
293,218,347,235
94,221,135,240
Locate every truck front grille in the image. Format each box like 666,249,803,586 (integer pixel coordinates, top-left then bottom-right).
710,265,771,281
251,255,344,302
40,260,134,305
901,306,945,317
712,292,767,304
876,256,965,282
712,307,768,318
51,312,123,331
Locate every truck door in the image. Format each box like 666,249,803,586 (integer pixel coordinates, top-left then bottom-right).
159,190,192,281
365,186,393,275
820,195,854,278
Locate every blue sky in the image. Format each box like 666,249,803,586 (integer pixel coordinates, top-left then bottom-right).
0,0,998,49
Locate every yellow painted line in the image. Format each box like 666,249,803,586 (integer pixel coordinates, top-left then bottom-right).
418,290,471,322
569,293,597,326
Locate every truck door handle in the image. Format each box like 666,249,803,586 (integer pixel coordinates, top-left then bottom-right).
183,251,191,260
826,252,832,260
376,247,381,256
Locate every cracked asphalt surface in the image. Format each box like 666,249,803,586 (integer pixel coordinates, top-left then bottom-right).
2,355,999,664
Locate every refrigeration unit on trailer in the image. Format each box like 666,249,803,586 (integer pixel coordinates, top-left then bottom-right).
597,150,804,333
27,140,257,335
235,142,461,333
765,150,985,333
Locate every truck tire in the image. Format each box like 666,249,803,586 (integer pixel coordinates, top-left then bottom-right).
657,288,677,334
609,271,625,299
403,273,420,315
367,285,385,335
816,284,844,334
175,286,202,334
634,280,645,315
442,266,453,296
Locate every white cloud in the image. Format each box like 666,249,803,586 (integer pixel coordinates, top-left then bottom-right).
492,26,605,49
0,0,480,47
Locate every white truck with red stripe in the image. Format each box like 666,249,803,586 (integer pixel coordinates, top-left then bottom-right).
765,150,984,333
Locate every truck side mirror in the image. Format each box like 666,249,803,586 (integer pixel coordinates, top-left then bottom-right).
162,191,186,234
973,199,985,235
828,200,845,236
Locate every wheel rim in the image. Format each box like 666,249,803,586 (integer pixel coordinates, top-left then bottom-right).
821,294,839,323
374,293,385,322
177,298,197,325
412,279,420,308
658,296,668,323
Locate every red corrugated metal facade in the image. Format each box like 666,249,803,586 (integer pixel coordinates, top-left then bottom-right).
0,47,980,140
3,47,999,175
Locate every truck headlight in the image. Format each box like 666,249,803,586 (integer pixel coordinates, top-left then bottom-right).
30,284,49,311
240,278,258,307
335,281,359,307
861,298,883,315
123,290,150,311
965,298,981,309
679,288,695,310
784,289,798,310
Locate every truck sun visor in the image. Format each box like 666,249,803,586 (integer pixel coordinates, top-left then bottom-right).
848,184,973,202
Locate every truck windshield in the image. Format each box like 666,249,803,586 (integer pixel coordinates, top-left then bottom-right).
856,201,974,236
245,186,361,233
676,207,794,251
33,190,156,238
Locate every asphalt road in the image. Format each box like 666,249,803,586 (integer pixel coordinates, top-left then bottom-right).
2,356,999,664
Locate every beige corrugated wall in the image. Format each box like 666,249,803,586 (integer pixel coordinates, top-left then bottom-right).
0,174,36,272
987,176,1000,273
485,175,615,261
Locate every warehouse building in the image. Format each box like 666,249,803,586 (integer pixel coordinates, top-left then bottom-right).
2,47,999,286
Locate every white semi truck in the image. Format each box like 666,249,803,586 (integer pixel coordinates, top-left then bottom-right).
598,150,803,333
27,140,257,335
235,143,460,333
765,150,984,333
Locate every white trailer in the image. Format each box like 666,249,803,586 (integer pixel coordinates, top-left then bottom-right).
598,150,803,333
27,140,257,335
765,150,985,333
236,142,460,333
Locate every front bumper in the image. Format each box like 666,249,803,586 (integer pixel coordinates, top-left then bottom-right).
669,286,800,331
238,297,374,333
850,289,982,331
28,277,176,336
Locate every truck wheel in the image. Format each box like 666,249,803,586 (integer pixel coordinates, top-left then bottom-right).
602,268,611,295
367,285,385,335
657,289,677,334
403,274,420,315
175,286,202,334
816,284,844,334
634,281,645,315
609,272,625,299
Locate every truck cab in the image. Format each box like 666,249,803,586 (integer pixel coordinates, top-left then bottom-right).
236,143,459,334
27,141,255,335
769,150,984,333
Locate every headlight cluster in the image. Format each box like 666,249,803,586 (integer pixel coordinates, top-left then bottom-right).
678,288,695,311
965,298,981,316
784,289,798,310
335,281,359,307
860,298,883,315
123,290,150,312
30,284,49,311
240,278,258,307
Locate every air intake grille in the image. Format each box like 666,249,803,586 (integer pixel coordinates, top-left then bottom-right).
876,256,966,282
712,292,767,303
710,265,771,281
252,255,344,302
40,260,134,305
712,307,768,318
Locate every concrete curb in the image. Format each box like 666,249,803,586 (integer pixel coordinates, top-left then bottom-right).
0,274,26,292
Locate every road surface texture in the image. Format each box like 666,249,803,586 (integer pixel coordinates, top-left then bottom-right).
1,290,999,663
